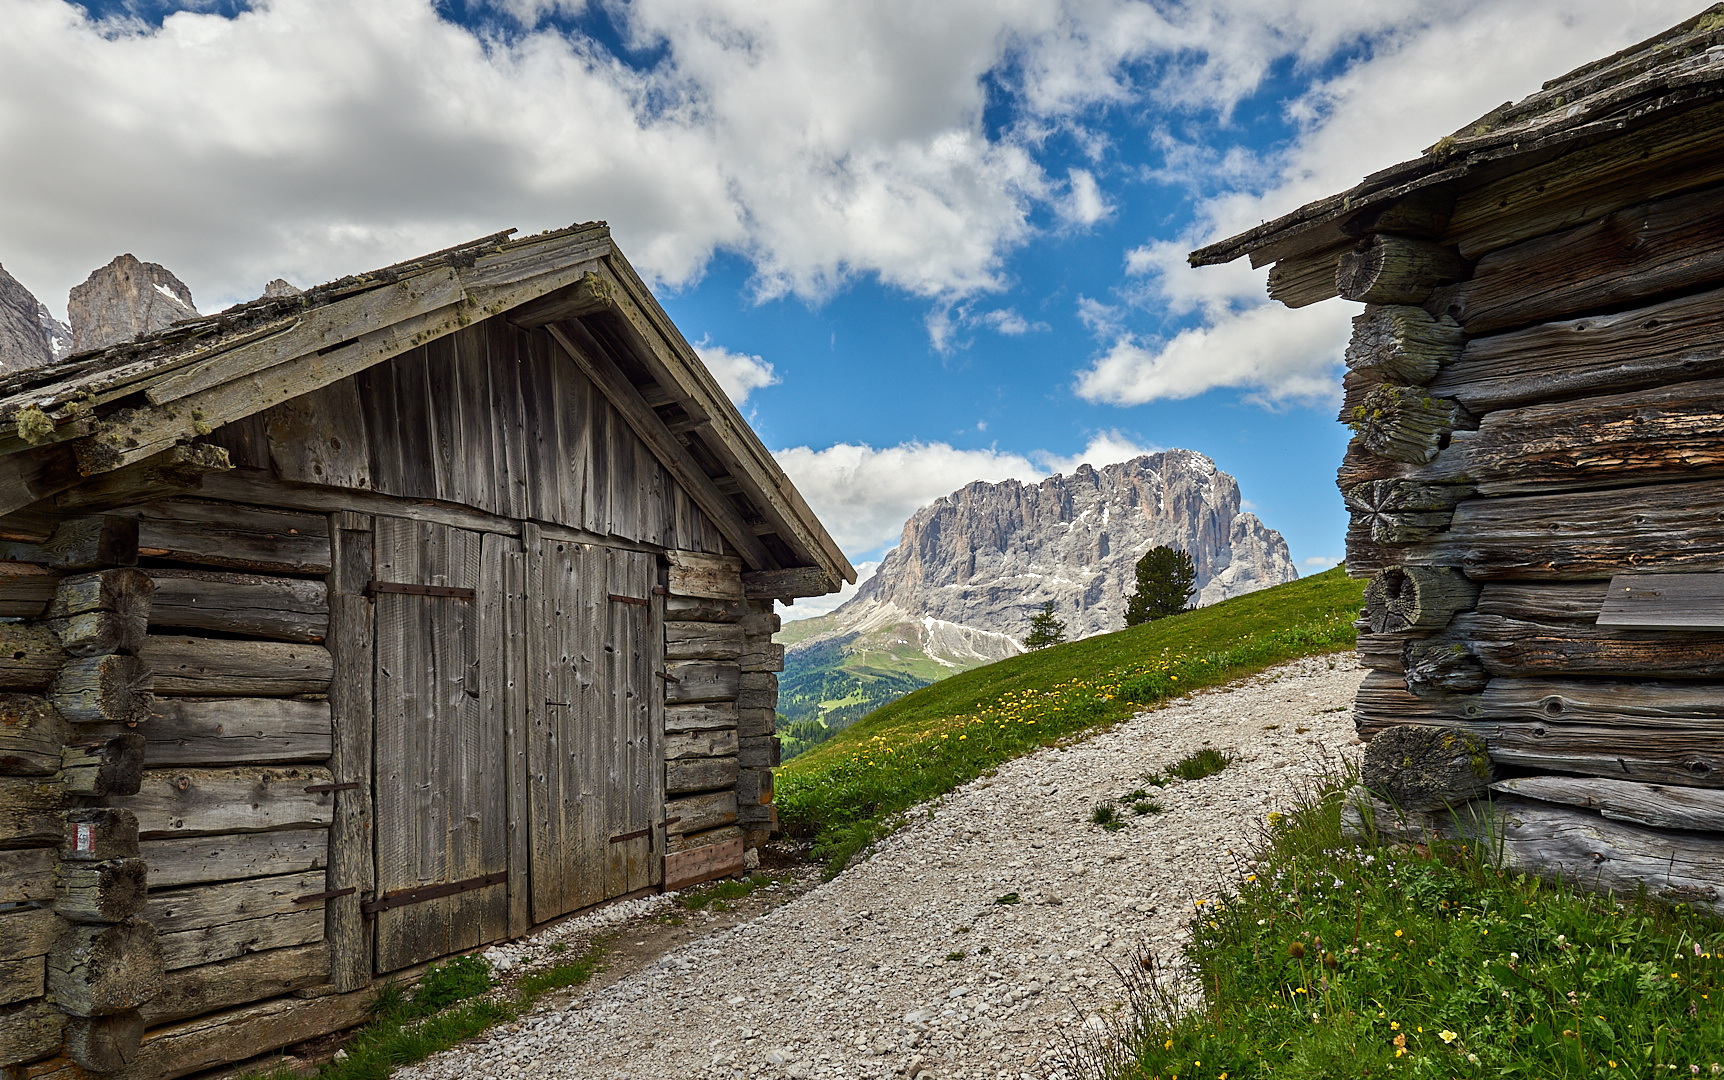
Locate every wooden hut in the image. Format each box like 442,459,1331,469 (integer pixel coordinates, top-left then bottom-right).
1194,8,1724,909
0,223,853,1077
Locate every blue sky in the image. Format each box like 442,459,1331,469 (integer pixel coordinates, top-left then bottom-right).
0,0,1701,615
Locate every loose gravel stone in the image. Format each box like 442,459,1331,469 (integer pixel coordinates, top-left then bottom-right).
399,655,1366,1080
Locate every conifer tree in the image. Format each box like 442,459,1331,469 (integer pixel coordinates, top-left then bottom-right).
1023,600,1066,649
1125,545,1197,626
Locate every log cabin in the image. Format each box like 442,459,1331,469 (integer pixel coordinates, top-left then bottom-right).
0,223,854,1076
1194,6,1724,913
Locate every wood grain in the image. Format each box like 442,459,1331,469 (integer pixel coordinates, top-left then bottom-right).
1432,183,1724,335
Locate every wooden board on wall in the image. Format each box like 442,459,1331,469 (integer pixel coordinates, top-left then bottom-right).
333,320,727,555
370,517,506,973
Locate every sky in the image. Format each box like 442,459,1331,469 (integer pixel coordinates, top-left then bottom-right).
0,0,1703,619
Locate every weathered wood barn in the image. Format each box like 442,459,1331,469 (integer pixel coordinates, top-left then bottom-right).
0,223,852,1077
1195,7,1724,910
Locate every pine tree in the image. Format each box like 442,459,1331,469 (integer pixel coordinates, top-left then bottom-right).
1125,545,1197,626
1023,600,1066,650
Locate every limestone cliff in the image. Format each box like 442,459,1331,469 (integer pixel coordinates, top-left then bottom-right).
0,263,58,376
839,450,1299,643
68,255,199,353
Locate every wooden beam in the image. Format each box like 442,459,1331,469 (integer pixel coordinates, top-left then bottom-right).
323,510,373,992
542,322,775,570
1428,283,1724,415
1265,242,1348,308
1420,376,1724,496
54,443,232,515
0,515,137,571
197,468,522,540
1493,775,1724,833
1344,304,1463,386
1445,98,1724,259
1398,477,1724,580
742,566,837,600
1335,236,1470,305
504,271,614,329
1348,792,1724,918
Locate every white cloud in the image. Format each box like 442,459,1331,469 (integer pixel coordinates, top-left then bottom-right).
1036,430,1160,477
1075,300,1352,407
926,301,1050,352
693,338,779,405
775,431,1159,556
1055,167,1112,227
1302,555,1338,569
777,560,879,623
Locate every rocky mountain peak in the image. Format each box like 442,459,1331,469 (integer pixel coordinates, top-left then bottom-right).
0,262,58,376
68,254,200,354
842,450,1298,642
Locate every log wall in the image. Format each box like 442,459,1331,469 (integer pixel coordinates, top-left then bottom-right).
1321,167,1724,910
661,551,751,891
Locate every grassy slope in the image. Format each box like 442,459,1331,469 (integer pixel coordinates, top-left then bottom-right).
777,567,1366,872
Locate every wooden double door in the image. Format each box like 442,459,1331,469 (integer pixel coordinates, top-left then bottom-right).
369,519,663,972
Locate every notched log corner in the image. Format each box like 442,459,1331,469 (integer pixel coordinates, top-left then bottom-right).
1343,479,1474,545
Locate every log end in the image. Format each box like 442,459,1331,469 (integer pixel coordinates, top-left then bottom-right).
1362,723,1493,811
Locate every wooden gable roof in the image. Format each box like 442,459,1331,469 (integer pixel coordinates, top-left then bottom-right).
1191,5,1724,291
0,224,854,595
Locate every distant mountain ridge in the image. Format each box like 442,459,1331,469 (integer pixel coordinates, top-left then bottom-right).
776,451,1299,749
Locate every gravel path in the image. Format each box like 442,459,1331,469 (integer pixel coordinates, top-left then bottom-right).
400,655,1367,1080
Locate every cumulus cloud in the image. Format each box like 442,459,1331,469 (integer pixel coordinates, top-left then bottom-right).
693,339,779,405
775,431,1159,555
1080,0,1698,406
1055,168,1113,227
1075,301,1352,407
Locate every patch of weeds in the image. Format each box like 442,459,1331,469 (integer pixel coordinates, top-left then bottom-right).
405,954,492,1018
681,873,771,910
517,941,606,1007
1131,800,1164,816
1166,748,1231,782
995,892,1020,905
547,942,569,954
947,951,967,962
1124,788,1150,801
1263,723,1280,730
978,945,991,955
1091,801,1127,831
